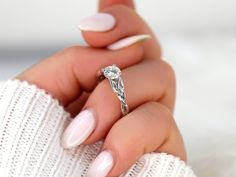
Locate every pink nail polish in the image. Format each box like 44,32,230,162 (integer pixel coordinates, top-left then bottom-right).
107,34,151,50
78,13,116,32
61,109,96,149
86,150,114,177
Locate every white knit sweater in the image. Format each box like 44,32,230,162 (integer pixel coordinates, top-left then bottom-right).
0,80,196,177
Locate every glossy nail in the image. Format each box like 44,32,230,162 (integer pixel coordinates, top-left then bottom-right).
107,34,151,50
86,150,114,177
78,13,116,32
61,109,96,149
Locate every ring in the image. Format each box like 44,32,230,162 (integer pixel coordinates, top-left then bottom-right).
101,65,129,116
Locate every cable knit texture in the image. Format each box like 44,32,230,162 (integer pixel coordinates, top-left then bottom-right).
0,80,196,177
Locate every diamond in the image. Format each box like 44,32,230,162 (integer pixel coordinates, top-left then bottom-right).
102,65,121,79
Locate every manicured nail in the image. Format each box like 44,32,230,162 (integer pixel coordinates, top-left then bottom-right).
78,13,116,32
86,150,114,177
107,34,151,50
61,109,96,149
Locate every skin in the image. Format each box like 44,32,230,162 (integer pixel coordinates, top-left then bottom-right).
17,0,186,176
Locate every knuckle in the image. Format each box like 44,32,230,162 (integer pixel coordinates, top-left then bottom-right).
61,46,82,61
143,102,174,128
162,60,176,83
150,59,176,90
151,59,176,79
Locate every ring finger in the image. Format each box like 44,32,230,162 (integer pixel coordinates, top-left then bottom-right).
61,59,176,148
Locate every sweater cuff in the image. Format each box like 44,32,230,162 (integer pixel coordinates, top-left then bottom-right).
121,153,196,177
0,80,196,177
0,80,101,176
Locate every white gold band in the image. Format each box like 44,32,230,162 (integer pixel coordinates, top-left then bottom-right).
101,65,129,116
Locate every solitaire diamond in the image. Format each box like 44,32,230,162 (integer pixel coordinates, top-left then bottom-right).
102,65,121,79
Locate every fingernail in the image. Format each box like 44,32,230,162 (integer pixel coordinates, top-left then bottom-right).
86,150,114,177
61,109,96,149
107,34,151,50
78,13,116,32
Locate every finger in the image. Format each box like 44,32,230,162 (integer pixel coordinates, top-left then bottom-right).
61,60,175,148
86,102,186,177
99,0,135,10
16,43,143,106
79,5,161,59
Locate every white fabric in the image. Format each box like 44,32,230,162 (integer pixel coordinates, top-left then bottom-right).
0,80,195,177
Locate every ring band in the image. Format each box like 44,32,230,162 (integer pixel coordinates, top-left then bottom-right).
101,65,129,116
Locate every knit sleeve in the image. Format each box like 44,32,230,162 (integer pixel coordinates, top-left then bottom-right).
0,80,196,177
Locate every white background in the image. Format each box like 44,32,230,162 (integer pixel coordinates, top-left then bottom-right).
0,1,236,177
0,0,236,45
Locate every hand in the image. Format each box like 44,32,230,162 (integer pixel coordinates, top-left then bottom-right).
17,0,186,177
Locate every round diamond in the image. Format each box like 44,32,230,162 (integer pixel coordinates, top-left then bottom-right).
103,65,121,79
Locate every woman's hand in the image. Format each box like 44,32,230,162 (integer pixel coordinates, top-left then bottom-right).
17,0,186,176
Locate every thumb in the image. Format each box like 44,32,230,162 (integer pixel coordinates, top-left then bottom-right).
98,0,135,11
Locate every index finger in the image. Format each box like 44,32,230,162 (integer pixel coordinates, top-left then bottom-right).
16,44,143,106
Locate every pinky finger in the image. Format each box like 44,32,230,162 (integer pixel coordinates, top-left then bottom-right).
86,102,186,177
